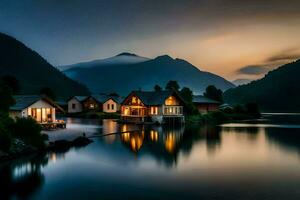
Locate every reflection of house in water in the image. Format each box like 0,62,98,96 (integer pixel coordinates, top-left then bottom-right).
119,124,185,166
0,156,49,200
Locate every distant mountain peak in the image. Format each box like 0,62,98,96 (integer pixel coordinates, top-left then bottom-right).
155,55,174,62
116,52,139,57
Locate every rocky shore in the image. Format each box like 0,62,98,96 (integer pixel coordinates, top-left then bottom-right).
0,136,93,163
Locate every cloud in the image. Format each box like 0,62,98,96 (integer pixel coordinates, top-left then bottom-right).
236,65,269,75
265,48,300,63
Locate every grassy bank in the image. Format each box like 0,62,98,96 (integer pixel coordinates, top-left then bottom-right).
186,111,261,125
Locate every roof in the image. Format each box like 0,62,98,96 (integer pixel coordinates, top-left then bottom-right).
91,94,110,103
192,95,221,104
126,90,184,106
68,94,123,104
73,96,88,102
10,95,64,112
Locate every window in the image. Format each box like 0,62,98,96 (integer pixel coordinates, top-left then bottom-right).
132,97,136,103
150,107,158,115
112,104,114,110
72,103,76,109
107,104,110,110
89,104,95,109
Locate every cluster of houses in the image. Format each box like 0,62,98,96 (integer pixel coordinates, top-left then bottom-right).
8,90,222,126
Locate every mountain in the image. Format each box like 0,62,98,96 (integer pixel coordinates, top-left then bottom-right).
232,79,252,86
60,52,150,70
63,54,235,95
0,33,89,98
224,59,300,112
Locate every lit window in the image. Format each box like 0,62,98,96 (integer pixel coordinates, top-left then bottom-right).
89,104,95,109
132,97,136,103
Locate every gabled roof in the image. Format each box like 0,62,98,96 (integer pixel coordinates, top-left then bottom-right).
91,94,110,103
73,96,88,102
193,95,221,104
10,95,64,112
124,90,185,106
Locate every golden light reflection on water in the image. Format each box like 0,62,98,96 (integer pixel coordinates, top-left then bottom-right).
165,133,176,153
150,130,159,142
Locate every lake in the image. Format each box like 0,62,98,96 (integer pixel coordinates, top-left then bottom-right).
1,114,300,200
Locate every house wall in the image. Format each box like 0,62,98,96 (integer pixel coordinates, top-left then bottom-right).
196,104,219,114
165,96,181,106
103,99,119,113
68,98,83,113
82,97,102,111
27,100,56,122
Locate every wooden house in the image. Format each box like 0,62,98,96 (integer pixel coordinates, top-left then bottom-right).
9,95,64,124
121,90,185,124
67,96,87,113
192,95,221,113
103,97,122,113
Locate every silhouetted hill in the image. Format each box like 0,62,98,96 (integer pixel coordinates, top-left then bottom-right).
224,60,300,112
0,33,89,98
63,53,234,95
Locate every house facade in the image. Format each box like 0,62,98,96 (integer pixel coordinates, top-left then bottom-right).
121,90,185,124
9,95,63,124
193,95,221,114
67,96,86,113
103,98,120,113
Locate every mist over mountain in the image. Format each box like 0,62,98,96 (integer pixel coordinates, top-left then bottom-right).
0,33,89,98
224,59,300,112
232,79,253,86
63,53,235,95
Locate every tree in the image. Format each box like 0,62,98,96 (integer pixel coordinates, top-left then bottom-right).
165,80,180,91
204,85,223,102
40,87,56,100
0,83,15,112
11,117,45,149
245,103,261,117
180,87,198,115
154,84,162,92
1,75,20,94
0,113,14,152
180,87,193,102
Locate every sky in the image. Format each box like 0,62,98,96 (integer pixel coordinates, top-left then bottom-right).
1,0,300,81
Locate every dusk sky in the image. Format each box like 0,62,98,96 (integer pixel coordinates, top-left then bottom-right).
1,0,300,81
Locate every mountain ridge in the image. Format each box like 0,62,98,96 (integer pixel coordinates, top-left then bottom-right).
224,59,300,111
0,32,90,98
63,53,235,95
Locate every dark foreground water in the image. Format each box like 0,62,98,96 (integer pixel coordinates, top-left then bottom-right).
1,114,300,200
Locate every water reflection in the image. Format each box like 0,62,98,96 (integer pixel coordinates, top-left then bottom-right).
0,155,47,200
2,116,300,200
101,124,222,167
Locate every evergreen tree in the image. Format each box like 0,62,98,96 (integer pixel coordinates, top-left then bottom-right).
165,80,180,91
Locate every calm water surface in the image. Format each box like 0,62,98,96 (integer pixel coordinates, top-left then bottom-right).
1,114,300,200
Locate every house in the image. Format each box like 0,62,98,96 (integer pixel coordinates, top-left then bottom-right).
103,97,122,113
193,95,221,113
67,96,87,113
121,90,185,124
67,95,122,113
9,95,64,124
